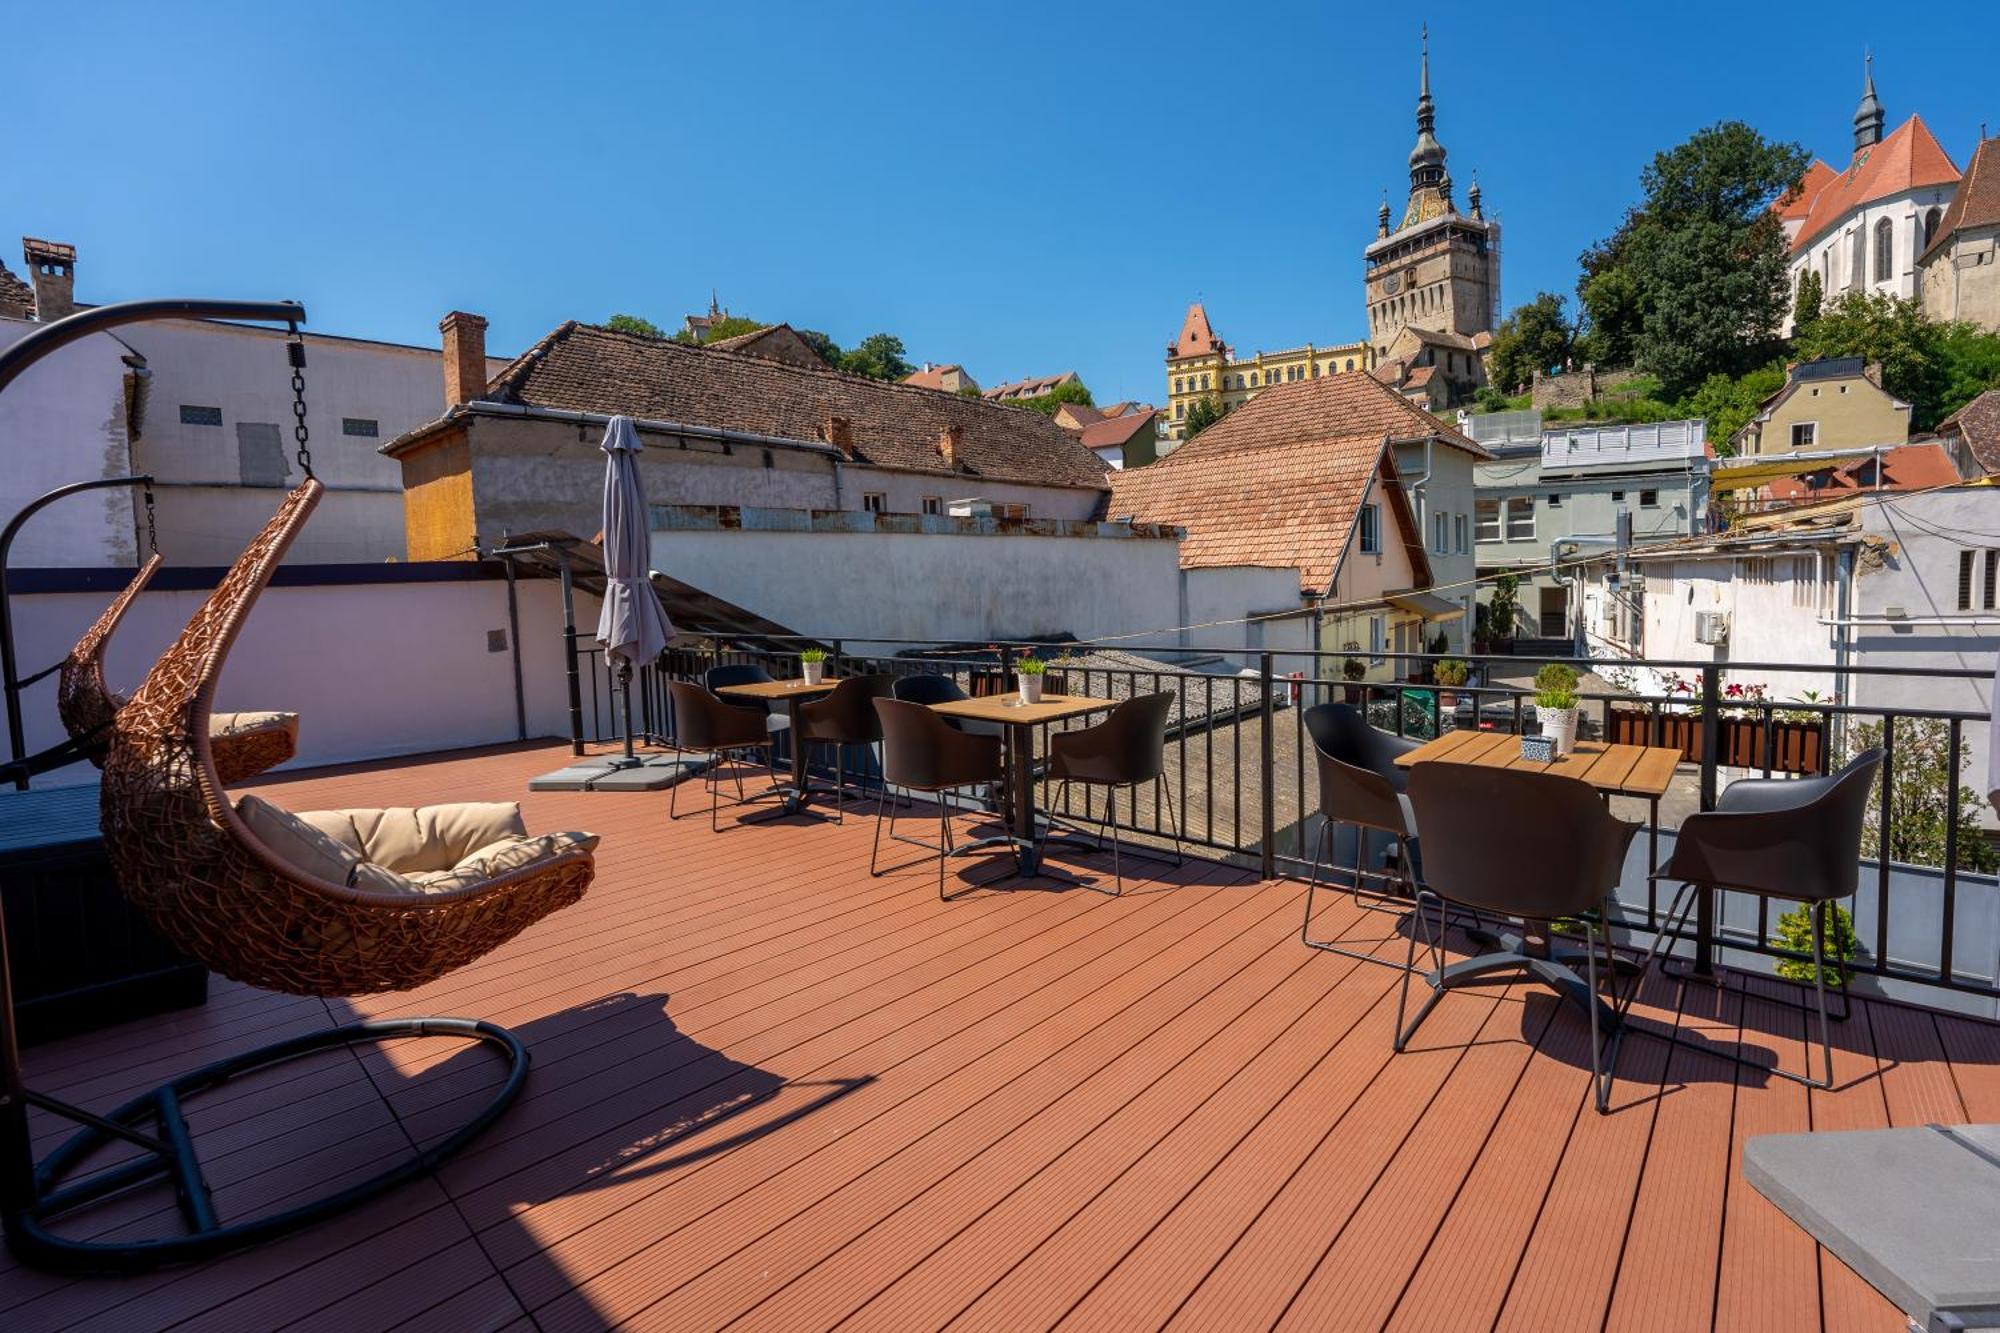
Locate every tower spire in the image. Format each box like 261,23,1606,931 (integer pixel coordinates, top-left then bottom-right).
1853,48,1884,151
1405,23,1447,208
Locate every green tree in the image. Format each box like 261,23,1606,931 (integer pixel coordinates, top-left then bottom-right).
1793,269,1824,330
1183,394,1230,439
671,315,766,345
1849,718,1998,873
1004,380,1095,416
1793,292,2000,431
1488,292,1575,394
606,313,668,339
1577,122,1808,398
795,328,842,365
1486,573,1519,643
1681,360,1787,454
839,333,914,381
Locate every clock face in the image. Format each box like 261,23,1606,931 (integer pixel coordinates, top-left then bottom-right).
1383,273,1403,296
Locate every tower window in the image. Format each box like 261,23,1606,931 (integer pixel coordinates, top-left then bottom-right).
1874,217,1894,283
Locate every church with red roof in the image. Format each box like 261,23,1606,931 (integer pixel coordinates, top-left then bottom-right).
1781,59,1962,333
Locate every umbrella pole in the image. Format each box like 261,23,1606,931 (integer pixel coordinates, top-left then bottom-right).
619,661,637,762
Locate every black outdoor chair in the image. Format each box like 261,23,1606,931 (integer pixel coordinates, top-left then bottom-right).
1041,692,1183,895
891,673,1005,738
1400,762,1640,1114
794,674,895,823
1640,747,1885,1089
870,698,1006,900
1299,703,1425,966
667,681,783,831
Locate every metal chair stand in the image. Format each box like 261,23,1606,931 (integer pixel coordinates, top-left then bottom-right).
668,741,784,831
1042,776,1185,897
869,785,1010,901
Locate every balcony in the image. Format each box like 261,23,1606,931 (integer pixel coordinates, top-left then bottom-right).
5,633,1996,1329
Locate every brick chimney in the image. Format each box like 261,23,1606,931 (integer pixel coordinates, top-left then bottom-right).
22,238,76,322
822,412,857,457
938,422,962,470
438,311,489,408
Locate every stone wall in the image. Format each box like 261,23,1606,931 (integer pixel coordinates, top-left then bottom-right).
1531,364,1598,410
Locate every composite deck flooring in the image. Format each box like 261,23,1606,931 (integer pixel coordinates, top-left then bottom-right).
5,740,1995,1331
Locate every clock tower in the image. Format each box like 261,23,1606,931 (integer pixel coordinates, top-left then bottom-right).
1363,27,1501,368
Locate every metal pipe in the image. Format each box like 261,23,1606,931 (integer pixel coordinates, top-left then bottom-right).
0,299,306,399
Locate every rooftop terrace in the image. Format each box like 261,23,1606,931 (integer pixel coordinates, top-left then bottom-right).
9,739,1994,1331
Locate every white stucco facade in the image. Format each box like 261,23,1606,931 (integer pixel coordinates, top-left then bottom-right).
1785,187,1956,335
0,317,141,567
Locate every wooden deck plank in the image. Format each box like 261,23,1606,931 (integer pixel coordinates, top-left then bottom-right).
1937,1009,2000,1119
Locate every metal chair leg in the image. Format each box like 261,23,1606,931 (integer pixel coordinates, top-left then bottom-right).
1302,818,1426,972
870,784,888,876
1393,891,1448,1051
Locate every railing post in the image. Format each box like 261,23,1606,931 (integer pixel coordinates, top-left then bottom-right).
832,639,844,675
1694,660,1721,976
1259,651,1276,881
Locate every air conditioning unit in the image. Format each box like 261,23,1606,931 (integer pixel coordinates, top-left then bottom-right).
1694,611,1730,645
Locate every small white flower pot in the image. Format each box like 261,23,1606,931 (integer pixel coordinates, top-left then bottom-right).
1019,675,1045,705
802,661,825,686
1537,705,1579,756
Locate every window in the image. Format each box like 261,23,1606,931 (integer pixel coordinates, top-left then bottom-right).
1960,550,1977,610
1849,228,1865,289
1475,498,1502,543
1791,421,1817,449
1368,614,1385,662
1175,403,1185,419
1639,489,1659,509
990,502,1029,520
1967,549,2000,611
341,417,379,438
1345,358,1355,371
1200,374,1210,390
861,492,887,514
1454,512,1468,553
1547,493,1563,508
1248,372,1258,387
1358,503,1381,554
1432,511,1448,553
921,496,942,516
1923,206,1943,250
235,422,288,487
1173,377,1183,394
179,404,222,427
1987,550,1999,610
1874,217,1894,283
1504,496,1535,542
1610,490,1625,503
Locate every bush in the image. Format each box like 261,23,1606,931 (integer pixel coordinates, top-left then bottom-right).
1848,719,1998,873
1771,901,1857,987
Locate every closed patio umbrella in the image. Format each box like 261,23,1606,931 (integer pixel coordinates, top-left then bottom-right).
595,415,675,760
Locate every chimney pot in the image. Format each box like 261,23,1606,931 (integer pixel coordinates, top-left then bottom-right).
938,422,963,470
21,237,77,322
438,310,490,408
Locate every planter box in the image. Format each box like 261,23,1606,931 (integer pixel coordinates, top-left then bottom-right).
0,784,207,1046
1606,706,1827,775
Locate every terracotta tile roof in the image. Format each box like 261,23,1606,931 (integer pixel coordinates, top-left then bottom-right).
1791,115,1961,253
1102,373,1471,592
1778,160,1838,222
1922,135,2000,262
0,258,32,317
1054,402,1106,430
472,322,1110,489
1939,389,2000,473
1404,365,1437,388
1096,400,1140,418
1169,303,1226,360
1406,326,1480,351
1762,442,1960,502
900,363,964,390
981,371,1080,401
1078,409,1157,451
701,323,832,370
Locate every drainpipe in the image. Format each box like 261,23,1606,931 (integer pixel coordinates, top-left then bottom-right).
1549,534,1617,657
831,457,845,510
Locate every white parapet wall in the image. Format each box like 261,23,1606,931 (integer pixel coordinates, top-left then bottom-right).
7,564,578,783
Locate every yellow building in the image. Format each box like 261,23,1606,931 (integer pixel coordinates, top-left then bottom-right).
1162,305,1373,444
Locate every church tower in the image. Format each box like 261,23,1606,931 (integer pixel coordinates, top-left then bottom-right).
1363,27,1502,370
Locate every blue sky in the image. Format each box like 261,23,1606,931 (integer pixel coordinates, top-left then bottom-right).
11,2,1995,405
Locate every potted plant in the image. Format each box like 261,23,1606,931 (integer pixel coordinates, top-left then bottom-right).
1340,655,1367,703
1016,655,1047,705
1533,662,1581,756
1433,658,1468,711
799,647,827,686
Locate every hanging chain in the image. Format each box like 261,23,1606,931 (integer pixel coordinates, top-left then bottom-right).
287,325,314,480
142,481,158,555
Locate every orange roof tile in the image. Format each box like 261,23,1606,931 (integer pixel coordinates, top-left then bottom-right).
1761,442,1960,503
900,363,965,391
1103,374,1474,592
1078,409,1157,451
1778,160,1837,222
1922,135,2000,262
1792,115,1962,253
1169,303,1226,360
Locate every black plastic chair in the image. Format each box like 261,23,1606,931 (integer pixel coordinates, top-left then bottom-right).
1041,692,1183,895
667,681,783,831
871,698,1006,900
1401,762,1640,1113
795,675,895,823
1299,703,1425,966
1641,747,1885,1089
891,673,1005,738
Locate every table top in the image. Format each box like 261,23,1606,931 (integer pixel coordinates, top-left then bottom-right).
714,677,840,701
929,692,1118,727
1394,729,1681,799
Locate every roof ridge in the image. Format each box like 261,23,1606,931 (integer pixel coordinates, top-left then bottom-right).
485,319,581,404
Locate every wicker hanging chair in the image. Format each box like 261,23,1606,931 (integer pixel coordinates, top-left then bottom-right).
4,475,596,1273
55,552,300,785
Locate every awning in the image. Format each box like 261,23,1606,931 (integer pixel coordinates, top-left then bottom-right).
1384,589,1463,621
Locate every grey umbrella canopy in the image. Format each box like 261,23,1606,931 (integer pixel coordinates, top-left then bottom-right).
595,413,675,678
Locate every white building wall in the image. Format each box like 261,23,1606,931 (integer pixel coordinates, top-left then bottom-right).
0,317,140,566
8,574,575,783
1610,553,1838,702
1398,438,1480,652
1173,565,1313,674
1785,185,1957,334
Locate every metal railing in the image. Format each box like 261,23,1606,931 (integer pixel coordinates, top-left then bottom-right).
571,634,2000,1006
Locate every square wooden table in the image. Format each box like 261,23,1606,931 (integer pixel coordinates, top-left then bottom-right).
713,677,840,815
928,693,1118,875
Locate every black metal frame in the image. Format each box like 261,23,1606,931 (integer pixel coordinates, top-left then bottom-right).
1300,817,1427,969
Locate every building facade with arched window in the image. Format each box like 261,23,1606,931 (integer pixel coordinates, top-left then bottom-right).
1779,66,1961,335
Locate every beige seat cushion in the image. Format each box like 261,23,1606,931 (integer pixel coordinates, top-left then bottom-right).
211,710,298,740
235,794,367,886
234,796,552,894
402,830,600,895
299,802,527,873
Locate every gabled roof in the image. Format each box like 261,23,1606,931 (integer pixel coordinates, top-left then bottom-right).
982,371,1080,401
1761,442,1959,503
1778,160,1839,222
1791,115,1961,253
1168,303,1226,360
1077,408,1157,452
701,322,832,370
1921,135,2000,262
1938,389,2000,474
900,363,967,390
431,321,1110,489
1102,373,1474,592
